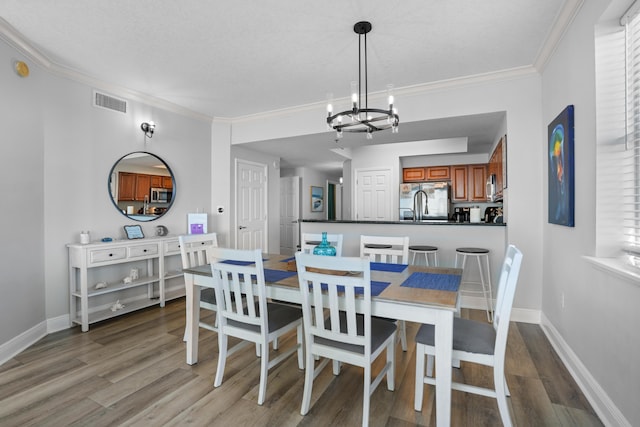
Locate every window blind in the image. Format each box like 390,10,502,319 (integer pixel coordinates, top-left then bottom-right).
623,4,640,263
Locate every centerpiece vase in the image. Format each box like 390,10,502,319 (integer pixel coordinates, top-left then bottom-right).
313,232,336,256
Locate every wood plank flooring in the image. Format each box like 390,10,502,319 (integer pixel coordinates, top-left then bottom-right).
0,299,603,426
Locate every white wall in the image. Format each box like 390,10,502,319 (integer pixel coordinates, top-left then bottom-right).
0,41,46,345
541,1,639,425
0,37,214,352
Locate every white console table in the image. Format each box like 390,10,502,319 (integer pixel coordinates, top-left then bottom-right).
67,236,184,332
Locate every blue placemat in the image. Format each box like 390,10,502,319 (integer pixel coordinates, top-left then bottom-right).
313,281,391,296
263,269,297,283
400,272,460,291
221,258,269,266
280,256,296,263
370,262,408,272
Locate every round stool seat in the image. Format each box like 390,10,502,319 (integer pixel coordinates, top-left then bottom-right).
364,243,392,249
456,247,489,254
409,245,438,252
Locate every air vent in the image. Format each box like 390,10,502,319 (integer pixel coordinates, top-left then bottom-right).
93,90,127,113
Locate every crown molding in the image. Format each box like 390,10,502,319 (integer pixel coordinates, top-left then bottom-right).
0,18,213,123
534,0,585,71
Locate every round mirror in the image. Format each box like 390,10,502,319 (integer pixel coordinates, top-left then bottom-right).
108,151,176,222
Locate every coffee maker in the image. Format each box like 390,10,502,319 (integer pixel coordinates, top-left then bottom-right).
484,207,499,223
452,207,470,222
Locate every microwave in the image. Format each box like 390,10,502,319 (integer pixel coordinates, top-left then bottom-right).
150,187,172,203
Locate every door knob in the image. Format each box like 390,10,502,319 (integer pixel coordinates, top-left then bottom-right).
239,226,247,229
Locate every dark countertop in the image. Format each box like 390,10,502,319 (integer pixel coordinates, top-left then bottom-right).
302,219,506,226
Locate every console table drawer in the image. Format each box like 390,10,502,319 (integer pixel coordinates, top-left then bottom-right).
128,244,159,258
164,239,181,255
89,247,127,264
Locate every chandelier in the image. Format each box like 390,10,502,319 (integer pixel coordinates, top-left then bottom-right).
326,21,399,140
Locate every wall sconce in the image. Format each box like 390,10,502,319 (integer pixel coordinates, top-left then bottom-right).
141,121,155,138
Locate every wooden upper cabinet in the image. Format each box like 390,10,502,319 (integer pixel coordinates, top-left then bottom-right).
162,176,173,189
118,172,136,201
469,164,487,201
150,175,163,188
489,138,504,198
426,166,450,181
451,166,468,201
135,174,151,201
402,167,426,182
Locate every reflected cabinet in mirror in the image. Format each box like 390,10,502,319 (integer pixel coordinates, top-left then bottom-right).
108,152,176,222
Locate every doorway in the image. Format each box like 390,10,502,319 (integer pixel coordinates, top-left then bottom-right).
235,159,268,250
279,176,300,255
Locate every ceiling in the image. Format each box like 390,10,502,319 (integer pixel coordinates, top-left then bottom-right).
0,1,578,173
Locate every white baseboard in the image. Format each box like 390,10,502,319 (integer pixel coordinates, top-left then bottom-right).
0,321,47,367
47,314,71,334
541,313,631,427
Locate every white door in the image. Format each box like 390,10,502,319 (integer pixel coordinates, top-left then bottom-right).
235,160,267,250
280,176,300,255
355,168,393,220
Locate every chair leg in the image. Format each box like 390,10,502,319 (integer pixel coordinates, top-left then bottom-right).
415,343,426,411
426,354,435,377
300,348,315,415
387,337,395,391
333,359,341,375
494,365,513,427
214,333,228,387
257,338,269,405
273,337,279,350
398,320,407,351
362,364,371,427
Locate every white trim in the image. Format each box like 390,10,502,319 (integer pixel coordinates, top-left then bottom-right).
583,256,640,285
460,295,541,323
47,314,71,334
541,313,632,427
0,321,47,367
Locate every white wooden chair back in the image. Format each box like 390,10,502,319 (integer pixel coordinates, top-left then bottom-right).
209,248,267,336
492,244,523,358
301,233,344,256
360,235,409,264
295,253,371,355
178,233,218,269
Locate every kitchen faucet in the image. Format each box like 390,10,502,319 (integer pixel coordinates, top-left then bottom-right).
413,189,429,221
143,195,149,215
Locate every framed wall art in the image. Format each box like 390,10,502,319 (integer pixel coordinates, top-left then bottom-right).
310,186,324,212
548,105,575,227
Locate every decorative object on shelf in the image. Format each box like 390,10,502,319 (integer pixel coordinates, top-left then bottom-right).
110,300,125,312
101,237,113,242
547,105,574,227
80,231,91,244
313,232,337,256
94,282,107,290
140,121,155,139
188,213,208,234
326,21,399,140
123,276,133,284
130,268,139,280
155,225,168,236
124,224,144,239
310,186,324,212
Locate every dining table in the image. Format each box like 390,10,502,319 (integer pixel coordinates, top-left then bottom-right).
182,253,461,427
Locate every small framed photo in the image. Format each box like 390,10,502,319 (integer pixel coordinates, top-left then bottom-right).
124,224,145,239
310,186,324,212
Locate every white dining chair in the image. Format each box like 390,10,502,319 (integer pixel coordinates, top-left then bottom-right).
295,252,396,427
179,233,219,341
414,244,523,427
210,247,304,405
300,232,344,256
360,234,410,351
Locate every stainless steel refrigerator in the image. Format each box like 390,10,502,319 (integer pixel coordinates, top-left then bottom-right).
399,182,450,221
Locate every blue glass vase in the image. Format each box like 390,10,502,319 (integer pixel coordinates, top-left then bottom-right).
313,232,336,256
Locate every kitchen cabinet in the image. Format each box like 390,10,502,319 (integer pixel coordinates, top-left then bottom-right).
118,172,136,201
135,174,151,201
403,166,450,182
150,175,163,188
162,176,173,189
452,164,487,202
403,167,426,182
67,236,184,332
489,138,504,198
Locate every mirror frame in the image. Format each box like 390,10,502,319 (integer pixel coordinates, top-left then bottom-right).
108,151,176,222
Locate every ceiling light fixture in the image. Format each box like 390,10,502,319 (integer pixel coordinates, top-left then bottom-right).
141,121,155,139
326,21,399,140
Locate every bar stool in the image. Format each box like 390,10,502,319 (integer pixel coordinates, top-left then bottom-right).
408,245,439,266
455,247,493,321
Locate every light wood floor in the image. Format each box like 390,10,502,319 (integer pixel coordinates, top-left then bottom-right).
0,299,602,426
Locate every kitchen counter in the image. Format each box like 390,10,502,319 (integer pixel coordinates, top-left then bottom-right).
302,219,506,226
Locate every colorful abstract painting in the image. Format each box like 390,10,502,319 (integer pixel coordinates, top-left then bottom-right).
548,105,575,227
